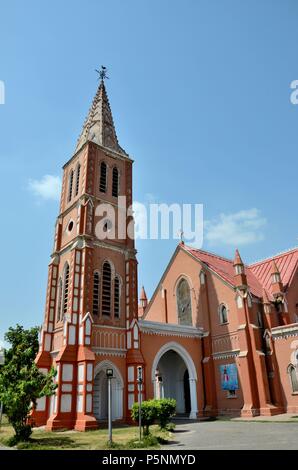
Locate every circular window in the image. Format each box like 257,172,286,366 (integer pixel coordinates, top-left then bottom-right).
68,221,74,232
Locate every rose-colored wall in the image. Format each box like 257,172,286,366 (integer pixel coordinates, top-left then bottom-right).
286,268,298,324
140,332,204,412
144,248,248,414
272,332,298,412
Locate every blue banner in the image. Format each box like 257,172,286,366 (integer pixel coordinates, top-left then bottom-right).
220,364,238,390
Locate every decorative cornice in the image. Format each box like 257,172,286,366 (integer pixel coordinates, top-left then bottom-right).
212,349,240,360
92,347,126,358
51,234,136,260
63,140,133,171
139,320,204,338
271,323,298,340
93,324,126,332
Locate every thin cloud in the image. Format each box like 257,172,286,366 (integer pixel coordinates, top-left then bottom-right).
28,175,61,201
205,208,266,246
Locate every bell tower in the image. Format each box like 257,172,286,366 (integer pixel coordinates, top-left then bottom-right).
33,71,144,430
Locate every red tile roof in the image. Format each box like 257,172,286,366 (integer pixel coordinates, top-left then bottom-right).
182,244,298,298
249,248,298,293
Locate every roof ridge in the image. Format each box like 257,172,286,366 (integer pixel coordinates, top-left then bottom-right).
182,244,233,264
249,246,298,266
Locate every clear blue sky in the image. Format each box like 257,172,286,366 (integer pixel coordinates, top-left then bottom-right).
1,0,298,345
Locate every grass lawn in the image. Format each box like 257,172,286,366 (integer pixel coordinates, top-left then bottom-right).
0,416,171,450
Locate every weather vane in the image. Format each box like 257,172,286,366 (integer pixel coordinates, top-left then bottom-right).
95,66,109,81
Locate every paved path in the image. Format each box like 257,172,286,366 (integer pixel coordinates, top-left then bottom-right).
165,419,298,450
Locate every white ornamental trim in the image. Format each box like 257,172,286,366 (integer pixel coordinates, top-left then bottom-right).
271,324,298,340
212,349,240,360
92,347,127,358
139,320,204,338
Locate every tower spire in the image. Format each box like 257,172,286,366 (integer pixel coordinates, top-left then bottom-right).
75,69,127,155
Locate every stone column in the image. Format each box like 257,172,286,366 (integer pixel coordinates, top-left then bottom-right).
189,378,198,419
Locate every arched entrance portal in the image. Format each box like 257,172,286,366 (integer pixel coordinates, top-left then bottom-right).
93,360,124,421
152,342,198,419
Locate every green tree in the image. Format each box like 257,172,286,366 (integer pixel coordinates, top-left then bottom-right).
131,399,158,436
0,324,57,444
156,398,176,429
131,398,177,436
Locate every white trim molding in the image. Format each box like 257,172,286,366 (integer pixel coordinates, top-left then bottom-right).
92,347,127,358
212,350,240,360
271,323,298,340
139,320,204,338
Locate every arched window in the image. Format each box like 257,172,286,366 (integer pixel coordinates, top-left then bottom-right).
176,278,192,326
219,304,228,324
68,170,74,202
112,167,119,197
93,272,100,316
114,276,120,318
99,162,107,193
287,364,298,393
63,263,70,315
75,163,81,196
57,278,63,322
102,261,111,316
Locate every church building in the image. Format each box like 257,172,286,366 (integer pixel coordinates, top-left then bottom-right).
32,76,298,430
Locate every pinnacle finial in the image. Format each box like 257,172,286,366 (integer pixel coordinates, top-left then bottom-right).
233,248,244,266
95,66,109,81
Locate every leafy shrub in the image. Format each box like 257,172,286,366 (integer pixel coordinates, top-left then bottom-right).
156,398,176,429
131,399,158,435
131,398,176,435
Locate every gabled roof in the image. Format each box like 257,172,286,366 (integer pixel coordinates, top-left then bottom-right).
182,244,263,297
75,79,127,156
249,247,298,293
145,244,298,317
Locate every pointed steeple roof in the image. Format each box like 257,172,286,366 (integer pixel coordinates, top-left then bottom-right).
233,249,244,266
75,79,127,156
270,260,280,275
140,286,147,302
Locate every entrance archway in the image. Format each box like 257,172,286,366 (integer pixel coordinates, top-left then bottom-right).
152,342,198,419
93,360,124,421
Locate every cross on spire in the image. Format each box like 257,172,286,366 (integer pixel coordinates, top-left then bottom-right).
95,66,109,81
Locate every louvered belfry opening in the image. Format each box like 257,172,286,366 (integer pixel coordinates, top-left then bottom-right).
112,167,119,197
57,278,63,321
75,164,81,196
114,276,120,318
93,272,100,315
99,161,107,193
102,261,111,315
63,264,70,315
68,170,74,202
